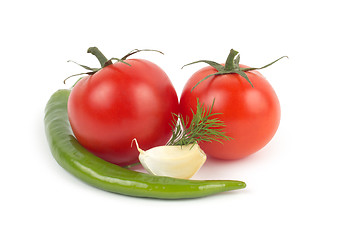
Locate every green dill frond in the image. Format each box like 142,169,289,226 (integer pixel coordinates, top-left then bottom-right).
167,99,232,146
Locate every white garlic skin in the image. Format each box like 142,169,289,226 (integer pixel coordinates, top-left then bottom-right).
134,140,206,179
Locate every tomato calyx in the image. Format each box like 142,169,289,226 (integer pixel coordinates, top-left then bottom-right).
182,49,288,91
64,47,164,84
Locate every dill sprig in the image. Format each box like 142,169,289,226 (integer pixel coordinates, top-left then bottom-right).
167,99,232,146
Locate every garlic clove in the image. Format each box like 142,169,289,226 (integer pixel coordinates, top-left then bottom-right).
132,139,206,179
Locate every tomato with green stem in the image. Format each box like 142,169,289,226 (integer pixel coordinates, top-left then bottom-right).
67,47,179,166
179,49,287,160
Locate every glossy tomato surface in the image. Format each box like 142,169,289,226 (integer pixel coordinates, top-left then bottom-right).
180,64,280,160
68,59,178,166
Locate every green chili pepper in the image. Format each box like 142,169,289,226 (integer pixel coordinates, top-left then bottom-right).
44,89,246,199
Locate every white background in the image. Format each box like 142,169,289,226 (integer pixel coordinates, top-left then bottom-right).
1,0,359,239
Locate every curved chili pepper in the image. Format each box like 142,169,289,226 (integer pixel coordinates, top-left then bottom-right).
44,89,246,199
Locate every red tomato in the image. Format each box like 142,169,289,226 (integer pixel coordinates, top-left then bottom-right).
68,59,179,166
180,64,280,160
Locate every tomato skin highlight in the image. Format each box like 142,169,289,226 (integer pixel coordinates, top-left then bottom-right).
179,64,280,160
68,59,179,166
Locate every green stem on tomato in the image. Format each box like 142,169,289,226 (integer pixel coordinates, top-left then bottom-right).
87,47,112,68
182,49,288,91
121,49,164,60
65,47,165,84
224,49,239,71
